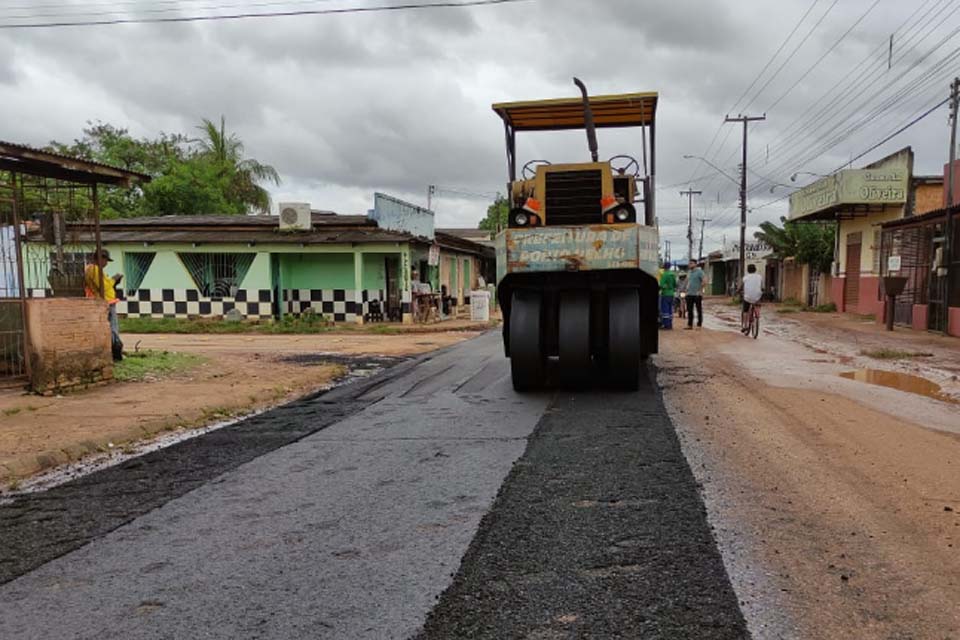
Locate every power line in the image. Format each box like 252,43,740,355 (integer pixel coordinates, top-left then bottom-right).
764,0,883,112
740,0,840,113
0,0,530,29
743,0,959,186
754,31,960,186
749,89,951,213
0,0,346,21
704,0,947,198
683,0,821,189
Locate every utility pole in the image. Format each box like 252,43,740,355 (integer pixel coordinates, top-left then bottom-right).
943,78,959,333
725,113,766,282
697,217,712,262
680,188,702,262
427,185,436,212
663,240,671,265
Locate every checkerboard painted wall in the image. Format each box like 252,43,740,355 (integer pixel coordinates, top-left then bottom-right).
117,289,273,320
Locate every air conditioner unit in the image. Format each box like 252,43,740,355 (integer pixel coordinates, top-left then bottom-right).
278,203,312,231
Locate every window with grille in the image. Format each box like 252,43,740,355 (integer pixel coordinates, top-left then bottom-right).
123,252,155,293
178,253,255,299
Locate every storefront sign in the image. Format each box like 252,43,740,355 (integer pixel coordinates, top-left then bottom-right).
428,243,440,266
721,241,771,262
789,155,909,220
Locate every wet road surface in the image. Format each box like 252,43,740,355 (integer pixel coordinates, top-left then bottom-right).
0,332,745,639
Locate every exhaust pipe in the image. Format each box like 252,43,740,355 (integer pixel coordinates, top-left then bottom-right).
573,77,599,163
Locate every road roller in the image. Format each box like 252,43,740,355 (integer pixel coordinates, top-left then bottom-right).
493,79,660,391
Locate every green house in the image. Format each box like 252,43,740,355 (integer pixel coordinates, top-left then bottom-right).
24,194,493,324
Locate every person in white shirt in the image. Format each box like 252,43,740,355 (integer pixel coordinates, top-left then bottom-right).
741,263,763,333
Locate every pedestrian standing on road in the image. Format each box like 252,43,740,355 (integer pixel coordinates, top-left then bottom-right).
658,262,676,330
684,259,705,330
85,249,124,361
675,272,688,319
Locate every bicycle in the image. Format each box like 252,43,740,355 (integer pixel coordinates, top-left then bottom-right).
741,302,760,339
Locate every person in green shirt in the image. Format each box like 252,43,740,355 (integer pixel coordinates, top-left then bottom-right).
659,262,677,330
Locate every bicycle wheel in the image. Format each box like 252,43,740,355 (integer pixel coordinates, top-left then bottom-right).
751,311,760,339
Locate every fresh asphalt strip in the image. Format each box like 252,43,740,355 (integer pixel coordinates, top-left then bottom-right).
0,353,408,586
416,365,749,639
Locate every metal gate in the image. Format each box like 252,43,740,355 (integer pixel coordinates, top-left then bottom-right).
0,181,27,382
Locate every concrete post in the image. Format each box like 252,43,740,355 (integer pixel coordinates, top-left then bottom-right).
354,250,364,325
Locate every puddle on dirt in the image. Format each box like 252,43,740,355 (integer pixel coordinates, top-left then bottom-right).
839,369,958,404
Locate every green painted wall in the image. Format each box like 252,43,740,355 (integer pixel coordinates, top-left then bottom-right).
137,251,196,290
26,240,427,294
362,254,386,290
281,253,355,290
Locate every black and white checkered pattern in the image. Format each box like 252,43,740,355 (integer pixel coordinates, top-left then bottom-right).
282,289,388,323
118,289,273,320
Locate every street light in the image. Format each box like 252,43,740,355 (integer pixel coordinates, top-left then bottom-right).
790,171,830,182
682,154,741,187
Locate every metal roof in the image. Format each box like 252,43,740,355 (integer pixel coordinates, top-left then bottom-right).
492,92,658,131
0,140,151,186
63,228,417,245
881,204,958,230
98,213,373,228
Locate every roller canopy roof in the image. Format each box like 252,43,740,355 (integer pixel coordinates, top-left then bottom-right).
492,92,658,131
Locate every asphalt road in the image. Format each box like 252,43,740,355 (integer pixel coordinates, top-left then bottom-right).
0,332,746,639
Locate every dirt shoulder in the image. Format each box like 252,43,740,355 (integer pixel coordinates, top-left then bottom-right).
657,302,960,639
0,329,484,485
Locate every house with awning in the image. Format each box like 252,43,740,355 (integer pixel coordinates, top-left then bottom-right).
788,147,913,318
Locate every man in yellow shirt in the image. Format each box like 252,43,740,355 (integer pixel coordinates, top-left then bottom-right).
85,249,124,360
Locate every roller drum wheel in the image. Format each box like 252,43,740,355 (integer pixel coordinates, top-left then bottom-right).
509,290,544,391
608,288,641,391
558,290,591,387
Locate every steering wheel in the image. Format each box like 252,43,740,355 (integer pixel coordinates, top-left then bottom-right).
521,159,552,180
608,155,641,178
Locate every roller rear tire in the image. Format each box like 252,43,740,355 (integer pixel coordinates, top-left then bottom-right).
558,290,591,387
509,290,545,392
608,288,641,391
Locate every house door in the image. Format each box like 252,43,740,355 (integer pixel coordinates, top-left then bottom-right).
928,231,947,332
385,256,401,321
807,268,820,307
844,232,862,312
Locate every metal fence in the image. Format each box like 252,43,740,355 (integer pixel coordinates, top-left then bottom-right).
0,183,26,380
0,175,103,382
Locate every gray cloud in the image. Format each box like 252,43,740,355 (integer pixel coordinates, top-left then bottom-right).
0,0,954,237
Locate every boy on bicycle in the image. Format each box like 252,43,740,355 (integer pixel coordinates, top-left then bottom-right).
741,263,763,334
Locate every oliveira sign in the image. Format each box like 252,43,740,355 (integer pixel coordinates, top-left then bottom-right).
789,163,908,220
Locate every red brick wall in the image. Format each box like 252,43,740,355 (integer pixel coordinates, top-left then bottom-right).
25,299,113,393
950,307,960,338
944,161,960,207
912,304,928,332
858,275,883,318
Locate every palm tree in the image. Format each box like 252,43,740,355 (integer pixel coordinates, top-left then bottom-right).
754,217,798,259
197,116,281,214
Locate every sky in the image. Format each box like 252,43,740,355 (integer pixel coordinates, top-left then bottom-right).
1,0,957,256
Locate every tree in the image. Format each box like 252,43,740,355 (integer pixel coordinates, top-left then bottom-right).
47,122,190,219
479,195,508,233
754,216,835,273
43,117,281,219
197,116,281,214
141,159,241,217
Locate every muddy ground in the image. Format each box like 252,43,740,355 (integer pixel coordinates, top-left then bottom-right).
659,300,960,639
